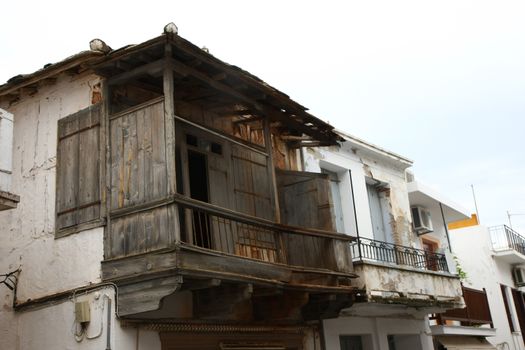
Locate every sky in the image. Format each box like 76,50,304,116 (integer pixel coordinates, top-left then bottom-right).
1,0,524,231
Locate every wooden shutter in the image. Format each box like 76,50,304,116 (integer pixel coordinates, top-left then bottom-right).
107,100,173,259
231,144,274,221
56,103,102,236
275,169,336,231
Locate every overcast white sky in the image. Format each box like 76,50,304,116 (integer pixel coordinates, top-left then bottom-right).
2,0,524,231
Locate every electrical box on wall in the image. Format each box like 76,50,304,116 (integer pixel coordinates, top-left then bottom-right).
75,301,91,324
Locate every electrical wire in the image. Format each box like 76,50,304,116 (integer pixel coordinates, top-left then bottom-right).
0,268,20,291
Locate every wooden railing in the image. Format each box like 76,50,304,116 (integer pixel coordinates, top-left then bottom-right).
174,194,354,272
432,285,493,327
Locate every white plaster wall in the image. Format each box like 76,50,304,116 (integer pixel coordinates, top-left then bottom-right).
303,145,415,247
450,225,525,350
0,74,110,350
323,315,433,350
4,287,160,350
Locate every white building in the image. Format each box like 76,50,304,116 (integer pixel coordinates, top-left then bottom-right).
438,220,525,350
303,131,469,350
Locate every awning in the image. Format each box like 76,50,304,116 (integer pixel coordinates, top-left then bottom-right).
436,336,496,350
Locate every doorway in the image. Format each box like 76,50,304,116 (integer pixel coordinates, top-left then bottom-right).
188,150,211,249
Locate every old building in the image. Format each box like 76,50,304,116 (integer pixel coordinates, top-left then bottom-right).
0,24,356,350
303,131,468,350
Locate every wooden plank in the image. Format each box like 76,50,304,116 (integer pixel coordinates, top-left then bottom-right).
56,132,78,229
77,125,100,223
108,206,172,259
102,250,178,281
263,117,280,223
164,44,181,243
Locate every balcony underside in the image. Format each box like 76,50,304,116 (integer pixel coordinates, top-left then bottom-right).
102,243,356,319
349,261,463,311
492,249,525,264
0,190,19,211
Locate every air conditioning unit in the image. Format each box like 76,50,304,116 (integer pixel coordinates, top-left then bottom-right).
411,206,433,235
513,267,525,287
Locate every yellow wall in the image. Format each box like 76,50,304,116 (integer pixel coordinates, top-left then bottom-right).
448,214,479,230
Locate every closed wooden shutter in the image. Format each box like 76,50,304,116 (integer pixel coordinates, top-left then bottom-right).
56,103,102,236
275,169,335,231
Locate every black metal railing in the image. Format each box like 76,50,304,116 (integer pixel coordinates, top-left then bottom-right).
489,225,525,255
350,237,449,272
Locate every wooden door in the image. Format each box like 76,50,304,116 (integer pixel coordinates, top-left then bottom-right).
422,238,439,271
177,123,234,252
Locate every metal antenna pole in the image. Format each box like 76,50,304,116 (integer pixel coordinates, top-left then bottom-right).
471,184,480,223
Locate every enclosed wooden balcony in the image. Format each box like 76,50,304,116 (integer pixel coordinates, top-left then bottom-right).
90,32,356,320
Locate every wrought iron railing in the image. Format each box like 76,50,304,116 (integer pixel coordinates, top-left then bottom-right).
431,285,493,327
350,237,449,272
489,225,525,255
173,195,353,271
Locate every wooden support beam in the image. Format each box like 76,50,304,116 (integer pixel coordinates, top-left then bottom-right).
263,117,281,224
212,72,227,81
233,116,264,124
168,58,330,142
118,275,183,316
163,43,181,243
194,283,253,321
108,59,164,86
183,278,221,291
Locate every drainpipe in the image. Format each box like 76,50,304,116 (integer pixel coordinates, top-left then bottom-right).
349,170,362,260
439,202,452,253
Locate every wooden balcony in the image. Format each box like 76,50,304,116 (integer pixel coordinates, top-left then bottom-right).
101,195,356,317
431,285,495,337
433,285,493,327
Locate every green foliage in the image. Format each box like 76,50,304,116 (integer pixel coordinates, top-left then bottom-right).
453,255,468,282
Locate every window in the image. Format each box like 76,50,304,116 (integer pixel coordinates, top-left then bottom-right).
340,336,363,350
366,182,392,243
55,103,102,237
501,284,517,332
322,169,345,233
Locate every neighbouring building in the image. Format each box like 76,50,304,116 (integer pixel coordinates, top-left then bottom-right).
0,24,358,350
303,131,469,350
432,218,525,350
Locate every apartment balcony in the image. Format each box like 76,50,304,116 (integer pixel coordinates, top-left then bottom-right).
348,237,463,310
431,285,495,337
490,225,525,264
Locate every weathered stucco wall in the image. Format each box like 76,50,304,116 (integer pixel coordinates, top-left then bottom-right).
353,263,462,306
9,288,160,350
0,73,110,350
303,143,416,248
